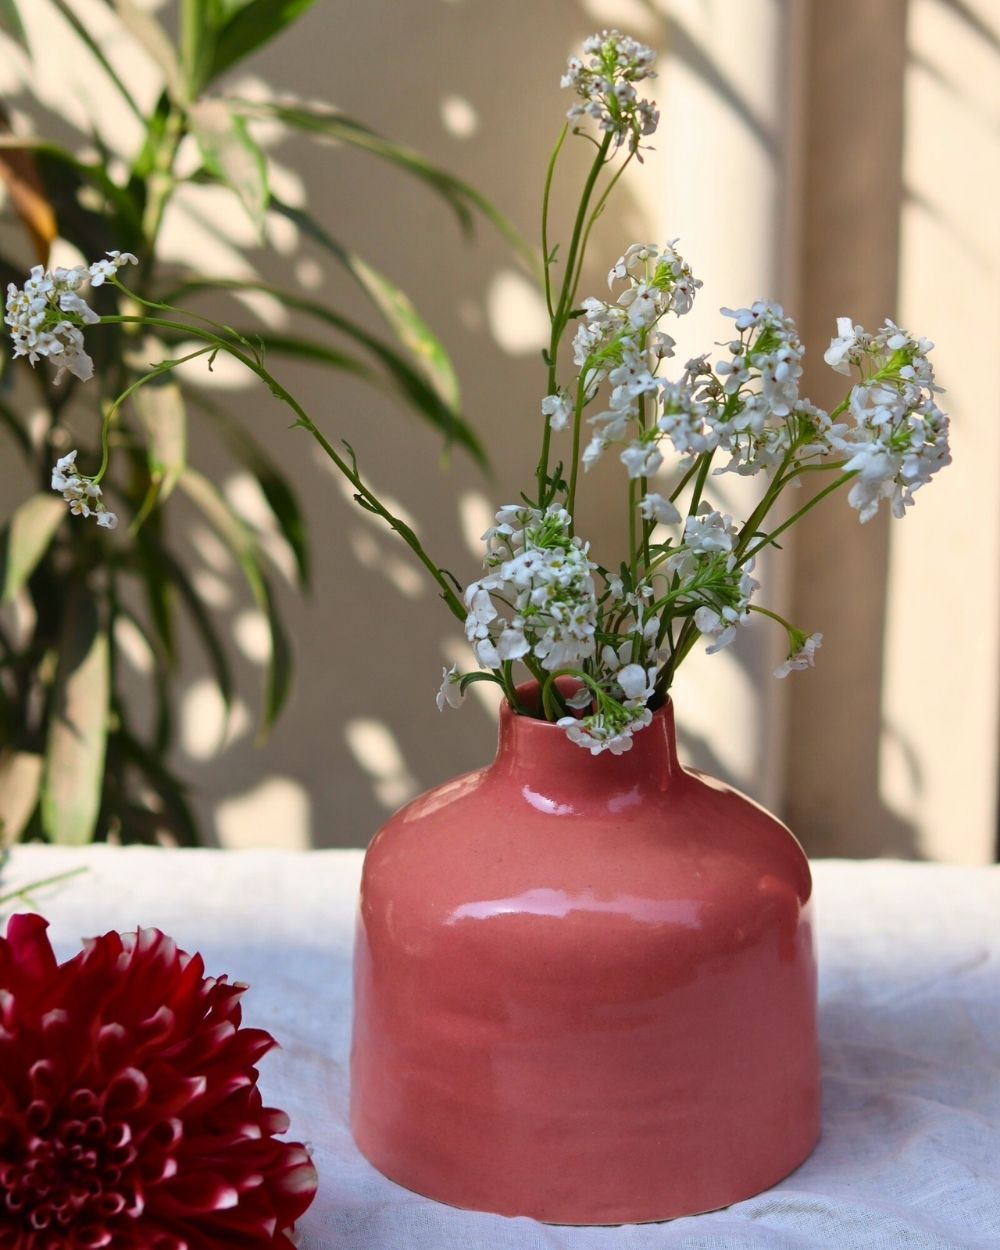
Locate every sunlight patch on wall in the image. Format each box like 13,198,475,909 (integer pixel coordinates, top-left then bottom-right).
295,257,325,290
113,613,154,676
486,269,549,355
188,524,234,574
581,0,659,35
233,610,270,665
173,340,258,390
672,638,756,786
180,680,251,762
349,529,425,598
216,775,311,849
458,491,495,556
189,570,234,610
440,94,479,138
344,718,420,810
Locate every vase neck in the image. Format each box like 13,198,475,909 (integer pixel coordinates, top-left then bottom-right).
488,700,680,808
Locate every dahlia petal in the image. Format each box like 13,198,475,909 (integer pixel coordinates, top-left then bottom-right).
2,913,58,981
162,1171,240,1212
224,1027,277,1068
103,1066,150,1115
134,1005,176,1048
77,1228,114,1248
259,1108,290,1135
268,1153,320,1220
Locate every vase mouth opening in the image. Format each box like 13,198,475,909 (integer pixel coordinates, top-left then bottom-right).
503,677,671,730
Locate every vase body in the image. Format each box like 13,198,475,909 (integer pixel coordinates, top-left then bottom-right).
350,700,819,1224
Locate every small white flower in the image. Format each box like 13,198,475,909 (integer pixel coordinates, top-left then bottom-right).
96,510,118,530
638,492,680,525
541,391,573,432
774,633,822,678
436,664,465,711
824,316,861,374
694,605,738,653
620,440,663,479
616,662,650,701
88,250,138,287
497,626,531,661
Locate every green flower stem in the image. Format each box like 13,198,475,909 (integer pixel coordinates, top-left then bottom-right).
541,124,569,319
567,149,634,304
94,344,216,486
732,449,797,562
0,866,89,908
668,458,702,504
687,450,713,517
638,389,651,571
565,371,590,524
628,476,638,570
540,667,601,721
536,133,612,504
747,603,797,632
552,134,613,330
100,314,467,624
742,468,855,563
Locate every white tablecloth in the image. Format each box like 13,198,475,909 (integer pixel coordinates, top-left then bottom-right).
2,847,998,1249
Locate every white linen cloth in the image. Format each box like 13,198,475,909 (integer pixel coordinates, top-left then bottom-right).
2,847,998,1250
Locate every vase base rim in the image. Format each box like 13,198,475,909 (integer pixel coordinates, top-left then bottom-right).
353,1124,821,1226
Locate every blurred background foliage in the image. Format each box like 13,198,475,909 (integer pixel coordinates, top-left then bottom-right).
0,0,514,846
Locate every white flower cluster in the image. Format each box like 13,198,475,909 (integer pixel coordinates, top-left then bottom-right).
581,299,850,483
557,241,701,472
662,506,759,653
50,451,118,529
555,589,660,754
824,318,950,522
561,30,658,152
463,505,598,672
4,252,136,384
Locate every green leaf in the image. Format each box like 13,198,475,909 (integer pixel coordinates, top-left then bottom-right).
189,99,269,236
113,730,200,846
41,590,110,845
111,601,173,755
2,139,143,252
249,329,486,467
184,388,309,588
0,0,28,54
272,198,461,410
168,276,486,466
0,494,65,604
135,536,234,718
178,467,291,732
0,398,32,458
131,369,187,503
234,98,533,268
133,527,175,664
208,0,317,83
0,750,42,846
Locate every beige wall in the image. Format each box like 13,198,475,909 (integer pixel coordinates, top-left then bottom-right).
1,0,996,859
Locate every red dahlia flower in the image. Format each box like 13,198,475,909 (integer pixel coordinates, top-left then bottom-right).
0,914,317,1249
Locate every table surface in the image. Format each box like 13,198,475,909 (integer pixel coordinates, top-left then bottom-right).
2,846,998,1250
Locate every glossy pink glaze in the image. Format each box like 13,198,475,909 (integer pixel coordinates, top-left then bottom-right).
350,699,820,1224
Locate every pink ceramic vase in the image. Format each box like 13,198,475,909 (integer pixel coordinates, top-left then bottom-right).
350,696,820,1224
